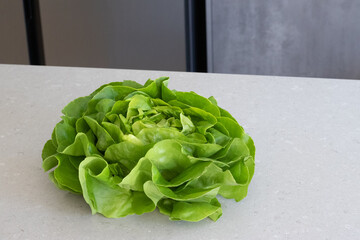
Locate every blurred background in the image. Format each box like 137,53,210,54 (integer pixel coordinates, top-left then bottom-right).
1,0,360,79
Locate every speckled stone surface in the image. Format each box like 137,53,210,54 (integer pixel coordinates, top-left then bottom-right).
0,64,359,240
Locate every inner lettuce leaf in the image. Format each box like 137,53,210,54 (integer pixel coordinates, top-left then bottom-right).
42,77,255,222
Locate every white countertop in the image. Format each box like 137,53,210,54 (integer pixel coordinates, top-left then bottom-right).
0,64,359,239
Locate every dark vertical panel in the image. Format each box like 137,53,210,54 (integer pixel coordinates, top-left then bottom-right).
23,0,45,65
185,0,207,72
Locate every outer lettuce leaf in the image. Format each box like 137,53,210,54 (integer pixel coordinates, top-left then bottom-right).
42,77,255,222
170,198,222,222
79,156,155,217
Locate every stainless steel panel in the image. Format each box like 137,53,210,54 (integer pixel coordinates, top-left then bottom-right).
209,0,360,79
39,0,186,71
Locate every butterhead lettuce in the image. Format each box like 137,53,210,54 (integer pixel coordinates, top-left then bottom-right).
42,77,255,222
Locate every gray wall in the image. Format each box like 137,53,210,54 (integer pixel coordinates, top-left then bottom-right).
39,0,186,71
0,0,29,64
208,0,360,79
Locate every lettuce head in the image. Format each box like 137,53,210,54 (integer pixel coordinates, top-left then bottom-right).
42,77,255,222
